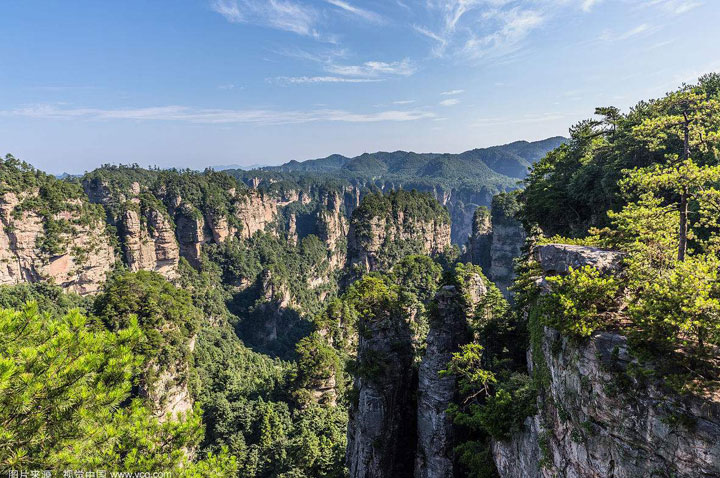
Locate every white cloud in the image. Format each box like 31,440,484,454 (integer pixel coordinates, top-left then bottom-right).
471,112,568,127
441,89,464,95
210,0,319,38
439,98,460,106
581,0,602,12
324,0,384,23
272,76,382,84
416,2,545,61
325,58,416,77
412,24,449,57
645,0,702,15
5,104,435,125
462,8,544,60
393,100,416,104
599,23,655,42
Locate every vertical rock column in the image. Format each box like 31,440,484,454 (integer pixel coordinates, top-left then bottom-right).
346,297,417,478
488,193,525,297
465,206,492,274
415,274,486,478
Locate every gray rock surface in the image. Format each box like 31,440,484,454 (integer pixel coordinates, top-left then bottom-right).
534,243,625,275
415,276,486,478
346,295,417,478
493,244,720,478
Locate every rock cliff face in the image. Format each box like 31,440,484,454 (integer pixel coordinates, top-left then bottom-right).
121,207,179,278
0,191,114,294
491,244,720,478
315,190,350,268
173,205,208,267
488,197,525,296
83,178,182,278
464,193,525,297
415,275,486,478
143,335,196,422
235,190,281,239
346,295,418,478
348,191,451,274
464,206,492,273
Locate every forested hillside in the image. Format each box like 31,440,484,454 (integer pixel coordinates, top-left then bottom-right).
224,137,566,243
1,74,720,477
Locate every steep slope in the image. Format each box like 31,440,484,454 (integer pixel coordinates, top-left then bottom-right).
347,190,451,274
0,155,115,294
492,244,720,478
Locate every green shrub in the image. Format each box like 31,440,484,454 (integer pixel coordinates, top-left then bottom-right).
539,266,620,338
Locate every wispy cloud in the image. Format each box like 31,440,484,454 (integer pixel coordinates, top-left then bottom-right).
324,0,384,23
5,104,435,125
440,89,464,95
274,47,416,82
393,99,416,104
415,2,545,61
645,0,702,15
599,23,655,42
413,24,448,57
462,8,545,60
210,0,319,38
581,0,603,12
471,112,569,127
272,76,382,84
439,98,460,106
325,58,416,77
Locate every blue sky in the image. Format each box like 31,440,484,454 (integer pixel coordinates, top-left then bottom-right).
1,0,718,174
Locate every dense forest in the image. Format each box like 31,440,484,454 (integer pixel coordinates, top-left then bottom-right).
1,74,720,477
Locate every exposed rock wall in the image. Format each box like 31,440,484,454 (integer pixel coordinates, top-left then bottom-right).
415,275,485,478
464,193,525,297
0,191,115,294
347,192,451,274
83,179,181,278
346,299,417,478
235,190,280,239
174,205,208,267
121,208,179,278
464,206,492,273
143,335,196,422
315,190,349,268
492,244,720,478
488,200,525,296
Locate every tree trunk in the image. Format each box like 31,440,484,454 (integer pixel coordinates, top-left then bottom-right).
678,191,688,262
678,111,690,262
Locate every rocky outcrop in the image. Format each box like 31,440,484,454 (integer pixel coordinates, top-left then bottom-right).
144,337,196,422
0,191,115,294
316,190,349,268
346,295,418,478
235,190,280,239
348,191,451,274
415,274,486,478
464,206,492,273
83,178,181,278
492,244,720,478
534,243,625,276
464,193,525,297
488,196,525,296
121,208,179,278
175,205,208,267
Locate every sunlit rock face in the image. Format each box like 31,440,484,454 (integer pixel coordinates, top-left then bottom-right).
0,191,114,295
492,244,720,478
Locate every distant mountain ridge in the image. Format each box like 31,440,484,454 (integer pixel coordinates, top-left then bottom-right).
264,136,567,180
221,136,567,244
